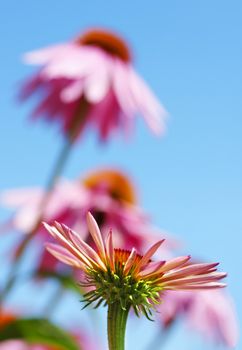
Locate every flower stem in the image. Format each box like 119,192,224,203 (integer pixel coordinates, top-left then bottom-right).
0,139,72,304
107,303,130,350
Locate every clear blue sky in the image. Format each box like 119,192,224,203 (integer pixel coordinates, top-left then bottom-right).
0,1,241,349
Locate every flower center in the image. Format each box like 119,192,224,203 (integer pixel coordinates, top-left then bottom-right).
83,169,136,204
114,248,142,268
77,29,131,62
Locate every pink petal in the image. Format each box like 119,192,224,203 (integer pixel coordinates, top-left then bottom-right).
128,68,167,135
134,240,164,274
163,272,227,286
42,45,101,79
43,222,93,268
123,248,137,274
60,80,84,103
159,256,191,273
105,229,114,270
160,262,219,283
45,242,85,269
83,60,110,103
139,260,166,278
166,282,227,290
68,227,107,271
112,60,137,117
23,44,68,64
86,212,106,259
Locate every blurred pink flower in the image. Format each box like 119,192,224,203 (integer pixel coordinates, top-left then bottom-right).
0,338,96,350
0,341,57,350
158,289,239,347
21,28,167,142
1,169,173,272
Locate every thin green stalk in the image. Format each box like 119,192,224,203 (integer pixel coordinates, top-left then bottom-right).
0,139,72,305
107,303,130,350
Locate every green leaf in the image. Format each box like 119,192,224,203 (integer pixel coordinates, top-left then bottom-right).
0,318,81,350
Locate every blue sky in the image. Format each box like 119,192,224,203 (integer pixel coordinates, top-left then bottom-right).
1,1,241,349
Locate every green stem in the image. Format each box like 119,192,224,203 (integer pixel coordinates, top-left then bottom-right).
0,139,72,304
107,303,130,350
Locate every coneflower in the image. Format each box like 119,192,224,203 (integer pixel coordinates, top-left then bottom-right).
44,213,226,350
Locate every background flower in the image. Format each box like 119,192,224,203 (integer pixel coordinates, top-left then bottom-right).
21,28,166,142
157,289,239,348
1,169,174,273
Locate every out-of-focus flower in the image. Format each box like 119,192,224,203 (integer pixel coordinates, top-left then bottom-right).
0,341,60,350
0,341,56,350
157,289,239,348
21,28,166,142
44,213,226,318
1,169,173,272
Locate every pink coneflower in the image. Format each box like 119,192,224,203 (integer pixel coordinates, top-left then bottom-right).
43,213,226,318
158,289,238,348
1,169,173,273
0,341,49,350
0,341,59,350
21,28,166,142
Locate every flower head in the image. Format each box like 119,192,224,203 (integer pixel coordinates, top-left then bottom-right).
1,169,172,273
44,213,226,319
21,28,167,142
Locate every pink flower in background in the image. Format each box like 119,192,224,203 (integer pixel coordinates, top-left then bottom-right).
0,341,58,350
0,338,96,350
1,169,174,272
158,289,239,347
21,28,166,141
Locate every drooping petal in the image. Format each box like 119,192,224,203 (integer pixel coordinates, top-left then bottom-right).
61,80,84,103
45,242,86,269
43,222,93,268
128,68,167,135
23,44,68,64
68,226,107,271
83,59,110,103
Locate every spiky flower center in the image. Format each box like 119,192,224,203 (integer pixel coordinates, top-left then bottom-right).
77,29,131,62
81,249,163,319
